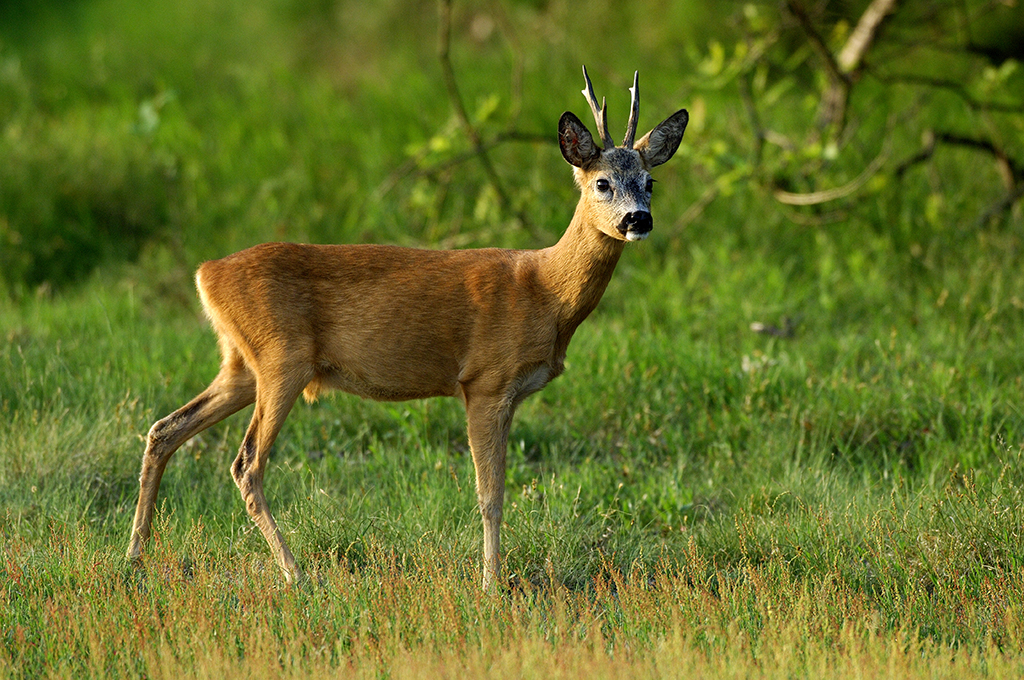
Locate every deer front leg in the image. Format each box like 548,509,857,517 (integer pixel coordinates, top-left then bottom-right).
464,392,515,592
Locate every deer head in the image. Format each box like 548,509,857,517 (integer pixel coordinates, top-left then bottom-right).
558,66,689,242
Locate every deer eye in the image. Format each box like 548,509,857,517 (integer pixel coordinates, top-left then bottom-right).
645,178,655,193
595,179,611,193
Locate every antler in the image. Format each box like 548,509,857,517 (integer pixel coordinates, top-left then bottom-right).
623,71,640,149
581,65,615,149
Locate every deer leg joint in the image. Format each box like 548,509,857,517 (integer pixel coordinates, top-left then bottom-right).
231,434,258,485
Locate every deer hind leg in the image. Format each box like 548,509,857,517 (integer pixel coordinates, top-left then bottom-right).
464,392,516,592
128,351,256,562
230,363,313,584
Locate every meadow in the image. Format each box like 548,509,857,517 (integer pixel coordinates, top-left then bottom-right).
3,0,1024,676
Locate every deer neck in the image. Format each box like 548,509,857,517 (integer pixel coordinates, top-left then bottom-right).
540,205,626,333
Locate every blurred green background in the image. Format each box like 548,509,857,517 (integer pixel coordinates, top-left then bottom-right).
2,0,1021,302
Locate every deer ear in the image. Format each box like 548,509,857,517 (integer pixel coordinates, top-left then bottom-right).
559,111,601,168
634,109,688,167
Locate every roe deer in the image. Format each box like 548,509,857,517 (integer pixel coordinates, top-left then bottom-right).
126,66,688,589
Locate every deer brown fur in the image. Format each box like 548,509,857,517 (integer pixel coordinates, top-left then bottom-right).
126,66,688,589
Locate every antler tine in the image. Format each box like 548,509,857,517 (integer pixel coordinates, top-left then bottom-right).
623,71,640,149
581,65,615,149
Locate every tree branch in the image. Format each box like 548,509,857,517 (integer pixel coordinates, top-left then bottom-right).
738,71,765,168
773,140,890,205
837,0,898,74
373,130,549,203
436,0,537,236
785,0,850,135
869,70,1024,114
894,129,1024,224
935,132,1021,189
785,0,846,86
787,0,901,137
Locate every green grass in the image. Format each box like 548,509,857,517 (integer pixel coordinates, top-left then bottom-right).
6,530,1024,678
3,0,1024,676
4,256,1024,676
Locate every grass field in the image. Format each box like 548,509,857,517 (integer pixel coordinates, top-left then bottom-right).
3,0,1024,677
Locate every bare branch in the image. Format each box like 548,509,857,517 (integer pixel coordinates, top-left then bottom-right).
870,70,1024,114
436,0,536,234
894,129,1024,224
837,0,898,74
774,142,890,206
893,131,937,179
976,181,1024,228
738,71,765,167
934,131,1021,189
785,0,850,134
785,0,846,87
373,130,550,202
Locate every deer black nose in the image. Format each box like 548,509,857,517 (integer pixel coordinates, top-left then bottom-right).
618,211,653,240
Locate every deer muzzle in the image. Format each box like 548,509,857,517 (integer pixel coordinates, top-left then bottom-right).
618,211,653,241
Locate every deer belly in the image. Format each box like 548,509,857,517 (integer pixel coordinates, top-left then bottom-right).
311,351,462,402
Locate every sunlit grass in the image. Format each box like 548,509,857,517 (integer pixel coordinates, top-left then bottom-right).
4,518,1024,679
